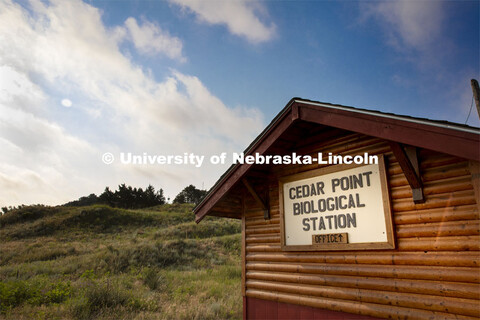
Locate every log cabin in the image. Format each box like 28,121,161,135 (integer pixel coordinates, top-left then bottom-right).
194,98,480,319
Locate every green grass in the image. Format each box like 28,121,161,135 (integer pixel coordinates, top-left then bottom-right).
0,204,242,319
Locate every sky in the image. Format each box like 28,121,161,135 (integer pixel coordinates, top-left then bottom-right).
0,0,479,207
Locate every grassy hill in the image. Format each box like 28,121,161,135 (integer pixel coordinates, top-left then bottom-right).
0,204,242,319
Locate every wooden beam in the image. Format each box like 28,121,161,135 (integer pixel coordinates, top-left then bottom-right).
389,142,425,203
299,103,480,161
208,211,241,219
242,178,270,220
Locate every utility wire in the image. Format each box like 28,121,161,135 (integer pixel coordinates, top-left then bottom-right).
465,94,474,124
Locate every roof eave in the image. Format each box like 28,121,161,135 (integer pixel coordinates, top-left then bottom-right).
194,98,298,223
194,98,480,223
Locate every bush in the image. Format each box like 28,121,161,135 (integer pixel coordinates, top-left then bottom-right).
0,281,30,312
0,206,59,227
101,239,221,274
1,205,161,240
143,268,164,291
39,282,71,304
83,281,129,309
70,279,142,320
0,279,71,313
214,234,242,255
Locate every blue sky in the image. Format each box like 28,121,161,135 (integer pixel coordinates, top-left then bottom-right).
0,0,479,207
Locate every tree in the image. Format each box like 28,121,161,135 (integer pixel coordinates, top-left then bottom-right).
65,184,166,209
120,185,133,208
144,185,158,207
63,194,98,207
155,188,166,206
173,193,186,204
173,185,207,205
99,187,115,206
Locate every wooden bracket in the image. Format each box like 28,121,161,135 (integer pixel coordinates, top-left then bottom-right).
242,177,270,220
389,142,425,204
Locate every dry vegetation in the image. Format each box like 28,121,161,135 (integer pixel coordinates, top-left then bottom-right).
0,204,242,319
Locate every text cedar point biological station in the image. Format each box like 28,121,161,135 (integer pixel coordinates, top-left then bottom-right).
111,152,379,167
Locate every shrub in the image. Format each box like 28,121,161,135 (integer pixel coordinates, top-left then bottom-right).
214,234,242,255
83,281,129,309
0,279,71,313
40,282,71,304
0,280,30,312
143,268,164,291
101,239,217,273
70,279,142,320
0,205,59,227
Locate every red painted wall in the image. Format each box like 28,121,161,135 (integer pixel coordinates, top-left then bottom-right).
245,297,381,320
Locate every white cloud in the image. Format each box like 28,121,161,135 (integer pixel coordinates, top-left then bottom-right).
123,17,185,61
0,65,98,205
0,0,264,206
365,1,444,52
170,0,275,43
360,1,447,69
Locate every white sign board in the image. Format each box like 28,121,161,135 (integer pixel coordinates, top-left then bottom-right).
279,156,394,251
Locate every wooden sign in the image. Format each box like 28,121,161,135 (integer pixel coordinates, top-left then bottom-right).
279,155,395,251
312,233,348,246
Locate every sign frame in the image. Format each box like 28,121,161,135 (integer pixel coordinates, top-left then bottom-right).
278,154,395,251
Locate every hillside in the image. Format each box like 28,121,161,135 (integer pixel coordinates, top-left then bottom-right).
0,204,242,319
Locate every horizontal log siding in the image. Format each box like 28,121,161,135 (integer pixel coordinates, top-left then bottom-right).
244,133,480,319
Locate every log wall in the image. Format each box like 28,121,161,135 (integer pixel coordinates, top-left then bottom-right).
242,133,480,319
